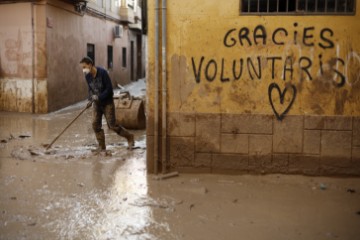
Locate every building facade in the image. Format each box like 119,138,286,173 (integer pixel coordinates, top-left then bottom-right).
147,0,360,176
0,0,146,113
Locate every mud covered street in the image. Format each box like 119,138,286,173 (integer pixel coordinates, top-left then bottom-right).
1,106,360,240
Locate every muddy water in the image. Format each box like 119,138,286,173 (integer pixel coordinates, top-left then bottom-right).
0,107,164,240
1,107,360,240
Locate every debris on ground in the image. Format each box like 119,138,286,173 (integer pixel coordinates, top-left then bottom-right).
27,222,37,226
45,149,57,155
28,147,44,156
347,188,356,194
1,134,16,145
130,146,141,150
1,134,31,144
11,146,62,160
189,203,195,211
114,78,146,99
11,147,32,160
319,183,327,190
18,135,31,139
200,187,208,194
91,150,113,157
153,171,179,181
64,155,75,160
9,144,127,161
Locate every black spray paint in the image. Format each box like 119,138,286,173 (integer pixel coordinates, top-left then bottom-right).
268,83,297,121
191,23,345,120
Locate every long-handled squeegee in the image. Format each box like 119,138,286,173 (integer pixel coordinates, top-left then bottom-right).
45,102,92,150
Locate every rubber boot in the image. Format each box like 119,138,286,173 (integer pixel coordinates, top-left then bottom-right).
119,128,134,149
94,130,106,152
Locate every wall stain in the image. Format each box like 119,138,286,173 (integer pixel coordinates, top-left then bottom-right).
35,90,48,113
171,54,195,111
3,29,32,78
168,117,178,135
347,52,360,104
169,138,194,167
335,89,348,115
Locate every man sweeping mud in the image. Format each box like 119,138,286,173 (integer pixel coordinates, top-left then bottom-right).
80,56,134,151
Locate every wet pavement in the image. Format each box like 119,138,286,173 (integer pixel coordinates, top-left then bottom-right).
1,104,360,240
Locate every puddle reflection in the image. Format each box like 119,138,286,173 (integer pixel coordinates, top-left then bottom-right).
43,156,159,240
1,111,168,240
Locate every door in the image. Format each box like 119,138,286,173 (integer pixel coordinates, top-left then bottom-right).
136,34,142,79
130,40,134,81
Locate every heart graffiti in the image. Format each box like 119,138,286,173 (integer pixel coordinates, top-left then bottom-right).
268,83,297,121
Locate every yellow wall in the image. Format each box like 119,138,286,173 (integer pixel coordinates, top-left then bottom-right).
148,1,360,118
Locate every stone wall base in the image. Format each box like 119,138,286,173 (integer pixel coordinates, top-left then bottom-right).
147,113,360,176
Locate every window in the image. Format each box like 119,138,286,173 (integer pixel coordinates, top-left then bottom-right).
87,43,95,64
122,47,127,68
241,0,356,15
107,45,113,69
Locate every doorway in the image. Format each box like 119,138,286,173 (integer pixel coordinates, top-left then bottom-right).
136,34,142,80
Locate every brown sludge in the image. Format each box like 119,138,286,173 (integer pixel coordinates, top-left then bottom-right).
1,109,360,240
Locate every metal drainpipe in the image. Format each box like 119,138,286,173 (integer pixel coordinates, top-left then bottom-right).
154,0,159,174
31,3,35,113
161,0,167,174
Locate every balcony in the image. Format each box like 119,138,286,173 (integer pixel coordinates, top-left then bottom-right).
119,5,135,23
128,5,142,31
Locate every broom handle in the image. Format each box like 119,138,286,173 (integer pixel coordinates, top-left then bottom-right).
46,104,90,150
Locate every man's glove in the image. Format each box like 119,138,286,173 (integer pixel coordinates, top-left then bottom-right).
91,95,99,101
86,101,93,109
